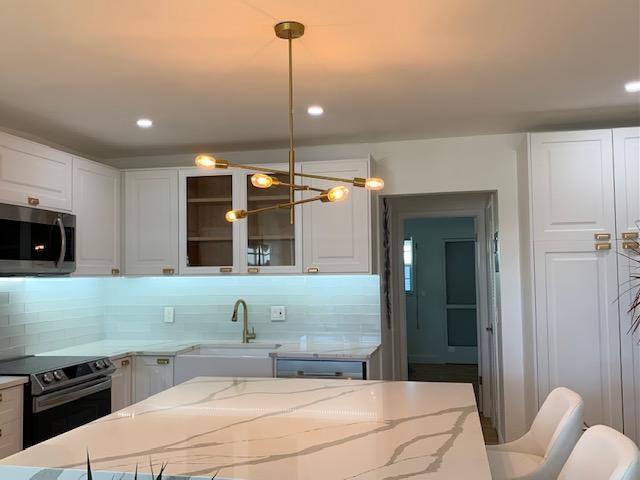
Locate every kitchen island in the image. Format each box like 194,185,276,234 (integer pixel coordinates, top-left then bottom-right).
0,378,491,479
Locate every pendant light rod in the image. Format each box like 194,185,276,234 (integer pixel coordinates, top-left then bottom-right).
288,35,295,224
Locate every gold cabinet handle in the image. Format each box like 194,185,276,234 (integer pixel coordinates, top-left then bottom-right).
623,232,639,240
0,428,2,437
248,267,260,273
162,268,175,275
0,393,3,402
157,358,170,365
594,233,611,241
111,268,120,276
121,359,130,367
307,266,319,273
595,243,612,251
623,241,639,250
220,267,233,273
28,196,40,206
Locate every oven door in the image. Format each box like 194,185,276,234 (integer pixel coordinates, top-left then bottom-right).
26,377,111,447
0,203,75,275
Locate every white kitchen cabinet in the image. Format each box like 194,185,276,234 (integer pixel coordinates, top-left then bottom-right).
301,159,371,273
124,169,179,275
0,131,72,211
111,356,133,412
0,385,23,459
73,157,121,275
614,126,640,443
133,356,174,403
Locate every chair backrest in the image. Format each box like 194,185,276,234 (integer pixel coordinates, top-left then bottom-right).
559,425,640,480
529,387,584,461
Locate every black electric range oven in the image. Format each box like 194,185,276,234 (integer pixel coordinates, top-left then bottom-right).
0,356,115,447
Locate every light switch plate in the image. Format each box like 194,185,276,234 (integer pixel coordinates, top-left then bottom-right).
164,307,175,323
271,305,286,321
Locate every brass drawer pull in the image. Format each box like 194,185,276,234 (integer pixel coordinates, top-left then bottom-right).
0,428,2,437
0,393,3,402
623,241,639,250
623,232,639,240
248,267,260,273
595,243,611,251
157,358,170,365
121,359,130,367
111,268,120,276
28,197,39,206
594,233,611,241
162,268,175,275
307,267,319,273
220,267,233,273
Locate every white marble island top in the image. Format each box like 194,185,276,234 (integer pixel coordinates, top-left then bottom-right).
1,378,490,479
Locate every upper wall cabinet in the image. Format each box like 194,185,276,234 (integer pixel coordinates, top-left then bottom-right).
301,158,371,273
124,169,179,275
0,131,72,211
73,157,121,275
530,130,615,242
614,127,640,238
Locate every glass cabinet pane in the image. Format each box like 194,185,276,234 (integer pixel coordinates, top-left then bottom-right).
246,173,295,267
186,175,233,267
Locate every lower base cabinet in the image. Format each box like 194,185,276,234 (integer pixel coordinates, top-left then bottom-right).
111,356,133,413
0,385,23,459
134,356,174,403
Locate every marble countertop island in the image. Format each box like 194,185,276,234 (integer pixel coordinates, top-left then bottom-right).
1,378,490,479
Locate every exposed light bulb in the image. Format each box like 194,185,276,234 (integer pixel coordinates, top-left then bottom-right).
136,118,153,128
365,177,385,191
251,174,275,188
307,105,324,116
625,81,640,93
225,209,247,222
326,185,349,202
195,154,229,170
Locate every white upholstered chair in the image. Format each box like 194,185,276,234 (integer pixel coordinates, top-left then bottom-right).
487,387,584,479
558,425,639,480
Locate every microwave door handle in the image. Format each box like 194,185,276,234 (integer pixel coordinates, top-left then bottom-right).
55,217,66,267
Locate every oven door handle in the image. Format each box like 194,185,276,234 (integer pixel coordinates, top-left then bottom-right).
55,216,66,267
33,377,111,413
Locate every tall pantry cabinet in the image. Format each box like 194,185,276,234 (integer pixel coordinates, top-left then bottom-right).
526,127,640,443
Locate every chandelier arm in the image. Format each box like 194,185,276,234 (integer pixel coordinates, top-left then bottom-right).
226,161,367,187
245,194,328,217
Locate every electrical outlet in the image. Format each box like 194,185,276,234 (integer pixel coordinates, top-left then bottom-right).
271,305,286,321
164,307,175,323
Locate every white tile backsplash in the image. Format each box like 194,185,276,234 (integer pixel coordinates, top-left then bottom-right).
0,275,381,355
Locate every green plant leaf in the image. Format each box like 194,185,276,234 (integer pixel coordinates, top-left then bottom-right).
86,451,92,480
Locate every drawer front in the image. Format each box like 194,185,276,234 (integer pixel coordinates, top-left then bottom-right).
0,387,22,425
0,418,21,459
276,359,365,380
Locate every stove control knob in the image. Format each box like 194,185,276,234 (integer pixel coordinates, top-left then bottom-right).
42,372,54,384
95,360,105,370
53,370,64,381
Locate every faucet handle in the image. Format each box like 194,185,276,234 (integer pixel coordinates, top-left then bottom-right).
249,327,256,339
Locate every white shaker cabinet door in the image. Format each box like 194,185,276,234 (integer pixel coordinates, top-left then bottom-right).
73,157,121,275
301,159,371,273
613,126,640,444
124,170,179,275
133,356,174,403
534,240,623,430
110,356,132,412
530,130,615,242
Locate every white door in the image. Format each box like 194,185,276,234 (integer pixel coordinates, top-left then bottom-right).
134,356,174,403
530,130,615,242
0,131,73,211
534,240,623,430
301,159,371,273
111,357,132,412
613,126,640,443
73,157,120,275
124,170,179,275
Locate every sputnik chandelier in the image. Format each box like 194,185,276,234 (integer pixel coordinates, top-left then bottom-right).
194,21,384,225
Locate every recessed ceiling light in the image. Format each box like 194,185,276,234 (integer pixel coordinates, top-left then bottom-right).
136,118,153,128
625,81,640,93
307,105,324,116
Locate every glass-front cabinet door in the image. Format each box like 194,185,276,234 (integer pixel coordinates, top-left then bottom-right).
179,169,241,274
241,164,302,273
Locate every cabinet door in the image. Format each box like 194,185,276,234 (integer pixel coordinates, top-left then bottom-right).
124,170,179,275
0,131,72,211
301,159,371,273
179,169,241,274
241,163,302,273
110,357,132,412
530,130,615,242
133,356,174,403
534,240,623,429
613,126,640,443
73,157,120,275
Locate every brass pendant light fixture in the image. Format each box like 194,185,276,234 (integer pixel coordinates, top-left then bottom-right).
195,21,384,225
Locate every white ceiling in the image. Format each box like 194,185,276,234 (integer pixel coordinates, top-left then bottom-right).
0,0,638,159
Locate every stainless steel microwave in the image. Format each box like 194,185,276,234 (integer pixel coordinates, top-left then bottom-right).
0,203,76,275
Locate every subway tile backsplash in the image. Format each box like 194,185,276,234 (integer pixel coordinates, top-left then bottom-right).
0,275,381,356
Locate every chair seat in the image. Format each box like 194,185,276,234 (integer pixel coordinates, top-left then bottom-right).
487,449,545,480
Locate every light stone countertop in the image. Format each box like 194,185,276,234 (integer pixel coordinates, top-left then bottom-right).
0,376,28,390
0,377,491,479
37,338,381,361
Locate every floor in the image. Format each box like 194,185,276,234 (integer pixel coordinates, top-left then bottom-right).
408,362,499,445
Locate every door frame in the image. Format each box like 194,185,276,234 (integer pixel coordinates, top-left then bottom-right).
393,207,493,415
